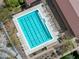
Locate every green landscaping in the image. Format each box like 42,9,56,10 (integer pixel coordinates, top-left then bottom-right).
0,0,24,22
61,51,79,59
61,54,75,59
0,0,24,50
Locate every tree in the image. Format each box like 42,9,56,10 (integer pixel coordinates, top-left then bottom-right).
19,0,24,4
4,0,20,7
61,54,75,59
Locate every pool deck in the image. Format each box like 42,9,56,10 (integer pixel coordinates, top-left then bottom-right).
13,3,59,55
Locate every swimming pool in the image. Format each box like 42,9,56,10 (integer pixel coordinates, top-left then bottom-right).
17,10,52,48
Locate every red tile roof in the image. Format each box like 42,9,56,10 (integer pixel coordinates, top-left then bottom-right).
25,0,36,4
69,0,79,17
56,0,79,37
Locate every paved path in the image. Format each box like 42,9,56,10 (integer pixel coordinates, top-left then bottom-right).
0,22,23,59
15,44,28,59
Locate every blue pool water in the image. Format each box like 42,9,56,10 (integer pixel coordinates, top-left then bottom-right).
18,10,52,48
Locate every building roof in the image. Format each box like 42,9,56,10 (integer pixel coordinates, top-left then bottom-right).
55,0,79,37
25,0,36,5
69,0,79,17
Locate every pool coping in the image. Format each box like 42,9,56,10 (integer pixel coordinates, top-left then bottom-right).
13,3,59,55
